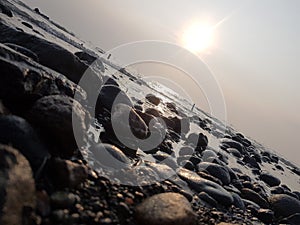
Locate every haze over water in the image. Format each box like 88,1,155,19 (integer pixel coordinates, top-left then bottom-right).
23,0,300,166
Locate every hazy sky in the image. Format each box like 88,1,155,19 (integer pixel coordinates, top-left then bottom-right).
23,0,300,165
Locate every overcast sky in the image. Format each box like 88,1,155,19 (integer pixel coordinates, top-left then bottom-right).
23,0,300,165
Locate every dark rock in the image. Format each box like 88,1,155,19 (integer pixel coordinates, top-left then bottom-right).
259,172,281,187
240,188,269,208
279,213,300,225
166,102,178,114
0,145,36,225
268,194,300,218
145,93,160,106
102,76,119,86
27,95,89,157
227,148,242,158
197,162,231,185
257,209,274,224
199,192,218,207
243,155,261,170
135,192,196,225
186,132,208,152
47,158,88,189
145,108,162,117
231,192,245,210
220,138,245,154
0,115,49,172
153,152,178,169
178,160,195,171
271,186,285,194
0,3,13,17
74,51,97,65
0,43,86,113
96,85,132,114
0,23,89,83
197,171,223,185
177,168,233,206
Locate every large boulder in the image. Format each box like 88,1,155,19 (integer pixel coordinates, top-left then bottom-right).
135,193,196,225
0,145,36,225
27,95,89,157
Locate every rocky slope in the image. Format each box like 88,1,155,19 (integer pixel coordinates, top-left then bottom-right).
0,1,300,225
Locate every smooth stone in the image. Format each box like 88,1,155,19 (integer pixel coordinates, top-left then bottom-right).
279,213,300,225
197,162,231,185
259,172,281,187
153,152,178,169
257,209,274,224
220,138,245,154
146,162,176,180
240,188,269,209
177,168,233,206
179,146,194,156
199,192,218,207
0,115,49,172
145,93,160,106
231,192,245,210
135,193,196,225
227,148,242,158
27,95,89,157
186,132,208,152
0,145,36,225
268,194,300,218
243,155,261,170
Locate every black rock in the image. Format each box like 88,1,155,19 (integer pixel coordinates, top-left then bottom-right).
27,95,89,157
197,162,231,185
4,43,39,62
279,213,300,225
259,172,281,187
241,188,269,209
0,115,49,172
257,209,274,224
145,93,160,106
0,2,13,17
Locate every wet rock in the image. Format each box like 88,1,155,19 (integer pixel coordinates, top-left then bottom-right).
90,143,131,170
50,191,78,209
220,138,245,154
199,192,218,207
145,93,160,106
257,209,274,224
259,172,281,187
135,192,196,225
0,145,36,225
27,95,89,157
47,158,88,189
243,155,261,170
0,23,89,83
0,43,86,113
186,133,208,152
0,115,49,172
197,171,222,185
268,194,300,218
231,192,245,210
96,85,133,114
240,188,269,209
177,168,233,206
197,162,231,185
4,43,39,62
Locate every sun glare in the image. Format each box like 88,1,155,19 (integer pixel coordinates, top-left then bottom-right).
182,22,214,53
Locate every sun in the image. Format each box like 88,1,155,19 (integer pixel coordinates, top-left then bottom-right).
182,22,214,53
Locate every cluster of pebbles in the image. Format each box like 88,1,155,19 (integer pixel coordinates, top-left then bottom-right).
0,1,300,225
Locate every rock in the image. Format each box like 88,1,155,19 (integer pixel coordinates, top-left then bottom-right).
0,23,89,83
177,168,234,206
153,152,178,169
227,148,242,158
47,158,88,189
146,162,176,181
96,85,133,114
268,194,300,218
0,115,49,172
279,213,300,225
166,102,178,113
231,192,245,210
74,51,97,65
145,93,160,106
240,188,269,209
197,162,231,185
243,155,261,170
50,191,78,209
27,95,89,157
0,2,13,17
259,172,281,187
0,43,86,113
257,209,274,224
179,146,194,156
0,145,36,225
186,133,208,152
102,76,119,86
4,43,39,62
199,192,218,207
90,143,131,170
220,138,245,154
145,108,162,117
135,193,196,225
